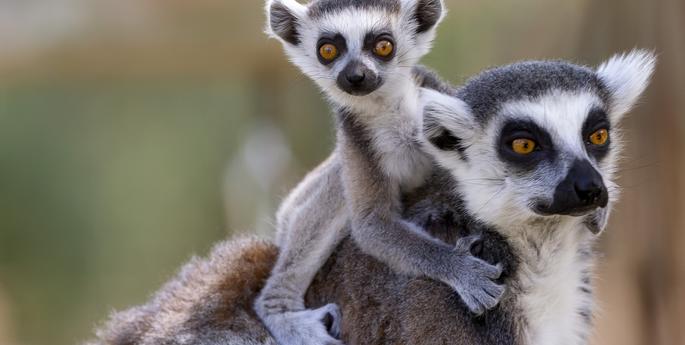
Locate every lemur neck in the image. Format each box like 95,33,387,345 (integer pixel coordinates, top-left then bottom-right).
335,73,430,188
506,218,596,345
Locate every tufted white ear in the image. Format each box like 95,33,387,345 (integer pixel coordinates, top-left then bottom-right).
420,88,475,153
265,0,307,45
399,0,445,58
596,49,656,120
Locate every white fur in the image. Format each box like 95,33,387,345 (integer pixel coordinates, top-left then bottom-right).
269,1,441,186
596,49,656,119
510,219,595,345
421,54,655,342
259,2,446,344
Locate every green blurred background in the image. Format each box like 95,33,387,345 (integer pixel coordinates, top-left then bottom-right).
0,0,683,344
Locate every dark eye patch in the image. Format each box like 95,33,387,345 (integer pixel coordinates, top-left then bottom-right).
316,33,347,65
498,119,556,171
581,108,611,161
363,31,396,61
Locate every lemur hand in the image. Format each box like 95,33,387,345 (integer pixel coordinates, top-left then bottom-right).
259,303,343,345
446,234,505,315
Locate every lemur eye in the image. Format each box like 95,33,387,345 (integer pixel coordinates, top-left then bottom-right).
319,43,339,61
589,128,609,146
511,138,537,155
373,40,394,57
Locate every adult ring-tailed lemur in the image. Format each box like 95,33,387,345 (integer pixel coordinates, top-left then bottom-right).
414,50,655,344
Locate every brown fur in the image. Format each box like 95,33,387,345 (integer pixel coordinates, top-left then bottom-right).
89,237,279,345
89,171,522,345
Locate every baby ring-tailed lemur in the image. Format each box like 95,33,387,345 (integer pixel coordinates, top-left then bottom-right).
256,0,503,344
418,50,655,344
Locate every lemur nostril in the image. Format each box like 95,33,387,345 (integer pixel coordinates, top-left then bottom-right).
346,72,365,84
574,182,602,204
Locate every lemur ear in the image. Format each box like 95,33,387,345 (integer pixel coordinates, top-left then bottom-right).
421,88,475,154
414,0,444,33
596,49,656,120
266,0,306,45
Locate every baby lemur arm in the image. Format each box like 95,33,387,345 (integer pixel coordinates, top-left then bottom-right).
338,115,504,315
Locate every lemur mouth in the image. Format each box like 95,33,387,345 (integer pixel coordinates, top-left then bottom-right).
531,202,605,217
336,77,383,96
336,60,383,96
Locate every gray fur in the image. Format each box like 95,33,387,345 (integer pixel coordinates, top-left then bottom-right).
421,51,654,344
455,60,611,125
87,168,524,345
88,51,654,345
308,0,401,19
258,0,503,344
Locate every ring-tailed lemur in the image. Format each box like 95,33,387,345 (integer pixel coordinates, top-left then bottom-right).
256,0,504,344
416,50,655,345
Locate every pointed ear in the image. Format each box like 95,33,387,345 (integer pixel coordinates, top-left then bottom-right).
414,0,445,33
265,0,306,45
421,88,475,154
596,49,656,120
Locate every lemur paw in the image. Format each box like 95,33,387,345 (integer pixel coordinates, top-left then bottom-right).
261,304,344,345
320,303,343,339
450,235,505,315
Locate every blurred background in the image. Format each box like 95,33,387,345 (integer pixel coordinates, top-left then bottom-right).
0,0,683,344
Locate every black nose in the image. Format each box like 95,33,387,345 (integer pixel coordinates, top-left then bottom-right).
574,175,604,206
537,159,609,216
346,70,365,84
336,60,380,96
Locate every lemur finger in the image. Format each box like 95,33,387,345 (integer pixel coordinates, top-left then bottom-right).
483,283,506,300
477,290,501,311
455,234,482,252
464,296,486,316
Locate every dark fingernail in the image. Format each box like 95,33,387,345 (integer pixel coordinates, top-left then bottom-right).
470,239,483,256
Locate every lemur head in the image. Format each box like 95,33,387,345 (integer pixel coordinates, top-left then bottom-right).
422,50,655,233
266,0,444,104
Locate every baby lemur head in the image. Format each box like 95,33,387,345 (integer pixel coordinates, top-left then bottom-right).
266,0,444,104
422,50,655,233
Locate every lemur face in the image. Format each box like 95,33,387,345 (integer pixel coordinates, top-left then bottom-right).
266,0,443,102
422,51,655,232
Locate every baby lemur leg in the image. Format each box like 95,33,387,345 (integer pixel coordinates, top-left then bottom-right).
255,156,348,345
339,121,505,315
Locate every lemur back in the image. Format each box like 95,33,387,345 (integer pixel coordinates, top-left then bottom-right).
256,1,504,344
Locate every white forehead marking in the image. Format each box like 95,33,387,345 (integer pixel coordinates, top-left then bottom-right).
498,90,604,157
316,9,394,52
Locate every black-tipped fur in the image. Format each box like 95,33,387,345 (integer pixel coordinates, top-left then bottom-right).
415,0,443,33
269,1,300,45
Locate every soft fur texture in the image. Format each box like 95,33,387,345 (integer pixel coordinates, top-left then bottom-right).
88,237,279,345
89,51,654,345
88,171,522,345
419,50,655,344
258,1,502,343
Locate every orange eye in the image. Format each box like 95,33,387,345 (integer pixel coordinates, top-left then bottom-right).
512,138,536,154
319,43,338,61
589,128,609,146
373,40,394,57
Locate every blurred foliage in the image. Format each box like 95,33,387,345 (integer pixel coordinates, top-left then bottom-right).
0,1,682,345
